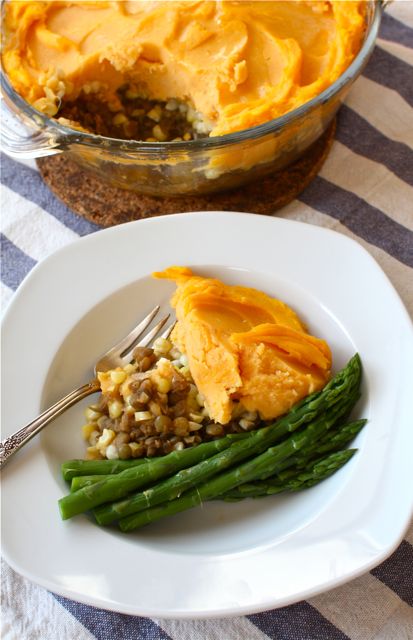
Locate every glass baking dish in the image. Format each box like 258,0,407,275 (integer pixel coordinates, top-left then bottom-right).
0,1,386,197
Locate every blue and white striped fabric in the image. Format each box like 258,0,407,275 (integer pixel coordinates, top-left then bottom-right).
1,3,412,639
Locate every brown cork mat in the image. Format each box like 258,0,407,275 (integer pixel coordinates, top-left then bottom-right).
37,119,335,227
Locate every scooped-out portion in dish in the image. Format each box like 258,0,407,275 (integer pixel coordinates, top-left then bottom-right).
82,267,332,461
2,1,366,142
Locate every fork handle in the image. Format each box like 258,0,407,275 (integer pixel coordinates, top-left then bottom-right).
0,379,101,470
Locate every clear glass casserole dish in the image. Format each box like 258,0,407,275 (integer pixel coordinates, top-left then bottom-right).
1,1,385,197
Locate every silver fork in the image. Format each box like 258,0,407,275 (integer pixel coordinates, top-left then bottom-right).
0,306,171,470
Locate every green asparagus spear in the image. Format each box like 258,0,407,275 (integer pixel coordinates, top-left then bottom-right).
93,357,361,525
232,417,366,488
118,387,361,532
283,448,357,490
261,416,365,481
62,458,149,481
59,432,249,519
296,418,365,462
220,448,357,500
70,475,109,492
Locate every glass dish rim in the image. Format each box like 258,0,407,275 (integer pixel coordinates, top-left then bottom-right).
1,0,382,153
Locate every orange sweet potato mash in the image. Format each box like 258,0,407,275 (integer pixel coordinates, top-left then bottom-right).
154,267,331,424
2,0,366,135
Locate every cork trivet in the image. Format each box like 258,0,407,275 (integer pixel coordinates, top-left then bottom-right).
37,119,335,227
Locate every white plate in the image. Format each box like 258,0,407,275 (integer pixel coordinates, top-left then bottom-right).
2,211,413,619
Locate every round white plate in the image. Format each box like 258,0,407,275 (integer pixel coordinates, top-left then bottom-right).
2,211,413,618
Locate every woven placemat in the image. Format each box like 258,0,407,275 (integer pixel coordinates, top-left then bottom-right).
37,119,335,227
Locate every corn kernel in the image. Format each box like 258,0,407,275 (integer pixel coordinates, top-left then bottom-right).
97,428,116,448
147,106,162,122
188,421,203,431
153,337,172,354
239,419,254,430
134,411,153,422
85,407,101,422
123,363,136,375
86,446,102,460
108,399,123,419
152,124,167,141
189,412,203,424
98,371,115,394
165,99,179,111
196,393,205,406
129,442,144,457
149,400,162,416
119,379,131,398
112,112,128,126
110,369,127,385
186,109,195,123
156,377,171,393
82,423,97,440
206,423,224,436
33,97,58,117
157,358,175,378
105,444,119,460
44,86,56,101
180,366,191,378
242,410,258,421
125,88,140,100
187,395,199,412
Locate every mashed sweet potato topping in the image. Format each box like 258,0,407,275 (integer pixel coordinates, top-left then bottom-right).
2,0,366,136
154,267,332,424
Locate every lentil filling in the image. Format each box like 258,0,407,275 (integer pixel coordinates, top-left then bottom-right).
58,84,210,142
84,337,263,461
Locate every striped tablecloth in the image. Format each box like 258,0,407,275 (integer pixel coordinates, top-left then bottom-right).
1,3,412,639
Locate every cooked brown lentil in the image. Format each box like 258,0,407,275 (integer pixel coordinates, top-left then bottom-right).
58,83,211,142
83,337,264,460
